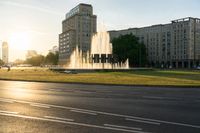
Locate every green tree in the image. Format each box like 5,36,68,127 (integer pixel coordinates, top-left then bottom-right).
45,52,59,65
25,55,45,66
0,59,4,66
112,34,147,67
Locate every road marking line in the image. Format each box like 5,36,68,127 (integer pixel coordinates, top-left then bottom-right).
0,113,149,133
0,112,70,124
48,89,63,92
143,96,166,99
104,124,142,131
75,91,94,94
125,118,161,125
1,97,200,129
89,111,200,129
44,116,74,122
70,109,97,115
0,110,19,114
30,103,50,108
70,108,98,113
0,99,14,103
142,96,181,100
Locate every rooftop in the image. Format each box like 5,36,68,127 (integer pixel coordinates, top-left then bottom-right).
109,17,200,32
79,3,92,7
172,17,200,23
65,3,92,19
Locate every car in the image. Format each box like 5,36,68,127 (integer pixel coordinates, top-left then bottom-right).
62,70,78,74
196,66,200,70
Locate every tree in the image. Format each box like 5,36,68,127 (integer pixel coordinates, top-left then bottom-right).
0,59,4,66
45,52,59,65
24,51,59,66
14,59,25,66
25,55,45,66
112,34,147,67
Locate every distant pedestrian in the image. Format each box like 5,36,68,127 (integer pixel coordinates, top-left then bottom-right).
7,66,10,71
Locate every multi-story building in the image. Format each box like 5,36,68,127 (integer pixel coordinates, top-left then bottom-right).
59,3,97,65
109,17,200,68
2,42,9,64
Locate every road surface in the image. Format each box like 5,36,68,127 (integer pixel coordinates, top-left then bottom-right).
0,80,200,133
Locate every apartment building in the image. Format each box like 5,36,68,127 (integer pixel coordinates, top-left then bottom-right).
59,3,97,65
109,17,200,68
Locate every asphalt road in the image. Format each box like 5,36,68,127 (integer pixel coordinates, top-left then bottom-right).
0,80,200,133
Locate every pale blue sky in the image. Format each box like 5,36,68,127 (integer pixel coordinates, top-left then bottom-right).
0,0,199,61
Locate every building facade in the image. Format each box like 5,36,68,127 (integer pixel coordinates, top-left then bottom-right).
2,42,9,64
59,3,97,65
109,17,200,68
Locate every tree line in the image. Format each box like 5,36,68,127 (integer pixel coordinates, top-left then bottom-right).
24,51,59,66
0,59,4,66
0,51,59,66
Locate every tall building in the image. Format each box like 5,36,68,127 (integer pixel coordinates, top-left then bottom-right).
2,42,9,64
59,3,97,65
109,17,200,68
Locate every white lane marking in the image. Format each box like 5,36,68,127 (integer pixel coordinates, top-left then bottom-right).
142,96,181,100
75,90,94,94
44,116,74,122
30,103,50,108
0,113,149,133
0,110,19,114
143,96,166,99
125,118,160,125
48,89,64,92
1,97,200,129
0,99,14,103
48,89,75,93
70,109,97,115
92,111,200,129
104,124,142,131
99,91,113,93
70,108,97,114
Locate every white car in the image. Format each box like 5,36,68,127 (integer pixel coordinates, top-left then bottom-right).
62,70,77,74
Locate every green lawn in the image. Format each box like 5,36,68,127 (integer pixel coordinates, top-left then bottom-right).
0,68,200,86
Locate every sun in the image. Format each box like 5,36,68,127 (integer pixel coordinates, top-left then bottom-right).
9,32,30,51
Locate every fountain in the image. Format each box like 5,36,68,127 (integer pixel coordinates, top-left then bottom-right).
64,26,129,70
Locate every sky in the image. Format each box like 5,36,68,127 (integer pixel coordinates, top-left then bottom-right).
0,0,200,61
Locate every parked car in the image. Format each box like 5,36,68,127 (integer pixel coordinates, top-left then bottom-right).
196,66,200,70
62,70,77,74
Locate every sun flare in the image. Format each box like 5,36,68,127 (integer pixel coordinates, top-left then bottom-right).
9,32,30,51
